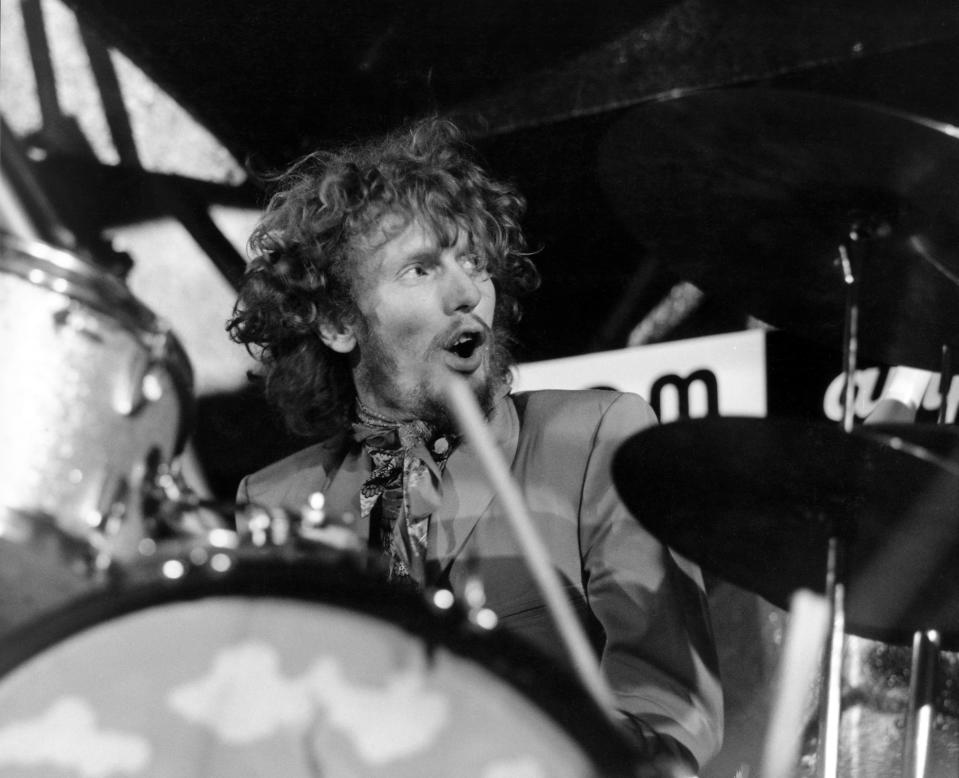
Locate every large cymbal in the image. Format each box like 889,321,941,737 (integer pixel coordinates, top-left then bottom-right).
612,417,959,646
598,87,959,370
858,422,959,462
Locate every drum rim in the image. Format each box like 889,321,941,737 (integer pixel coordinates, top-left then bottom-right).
0,551,641,775
1,232,196,448
1,232,162,336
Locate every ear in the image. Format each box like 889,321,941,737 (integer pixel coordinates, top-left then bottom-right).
318,318,357,353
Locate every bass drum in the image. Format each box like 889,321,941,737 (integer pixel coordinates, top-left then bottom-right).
0,546,643,778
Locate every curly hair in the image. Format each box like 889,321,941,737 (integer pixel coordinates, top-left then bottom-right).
227,118,540,438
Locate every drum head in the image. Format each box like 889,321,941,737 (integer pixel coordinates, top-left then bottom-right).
0,551,639,777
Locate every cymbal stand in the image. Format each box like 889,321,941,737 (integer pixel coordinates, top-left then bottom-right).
816,227,865,778
838,223,949,778
900,345,951,778
816,535,845,778
903,630,940,778
937,345,952,425
837,231,863,435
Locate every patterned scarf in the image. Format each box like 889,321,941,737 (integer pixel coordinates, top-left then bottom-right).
352,400,455,588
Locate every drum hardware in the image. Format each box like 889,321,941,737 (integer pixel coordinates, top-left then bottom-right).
0,232,195,633
0,506,110,578
903,630,941,778
295,491,360,551
936,346,953,425
233,495,362,555
856,424,959,471
598,87,959,373
461,544,499,632
112,329,179,418
52,301,105,342
601,85,959,776
612,417,959,777
0,550,645,777
612,418,959,641
139,452,232,541
830,231,949,778
825,212,900,778
819,534,845,778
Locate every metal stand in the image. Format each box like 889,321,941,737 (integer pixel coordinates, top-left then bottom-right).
837,239,861,434
899,344,953,778
902,630,940,778
838,228,949,778
816,536,846,778
814,230,865,778
937,345,952,425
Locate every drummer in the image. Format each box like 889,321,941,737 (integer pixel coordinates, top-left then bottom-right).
227,117,722,773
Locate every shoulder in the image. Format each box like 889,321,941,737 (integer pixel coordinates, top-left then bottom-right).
513,388,658,430
237,435,347,508
509,389,658,463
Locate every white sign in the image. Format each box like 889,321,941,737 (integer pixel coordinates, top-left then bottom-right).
822,367,959,423
513,330,767,423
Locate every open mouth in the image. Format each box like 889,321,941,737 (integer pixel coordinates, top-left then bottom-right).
445,329,486,362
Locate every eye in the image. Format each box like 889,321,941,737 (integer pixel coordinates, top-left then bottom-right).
459,252,490,279
399,263,430,280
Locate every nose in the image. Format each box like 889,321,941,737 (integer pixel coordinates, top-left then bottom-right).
443,261,482,314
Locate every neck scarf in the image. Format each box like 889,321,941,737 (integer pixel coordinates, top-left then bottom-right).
352,401,455,588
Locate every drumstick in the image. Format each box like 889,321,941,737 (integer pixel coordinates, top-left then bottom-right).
441,374,619,716
760,589,830,778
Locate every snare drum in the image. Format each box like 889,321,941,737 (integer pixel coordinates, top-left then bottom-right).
0,547,641,778
0,234,193,628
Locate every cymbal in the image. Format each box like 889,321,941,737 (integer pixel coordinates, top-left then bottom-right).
598,87,959,370
858,422,959,465
612,417,959,646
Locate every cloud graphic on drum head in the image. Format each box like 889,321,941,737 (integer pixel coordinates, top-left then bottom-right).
307,656,449,764
168,640,450,764
168,641,312,742
0,696,151,777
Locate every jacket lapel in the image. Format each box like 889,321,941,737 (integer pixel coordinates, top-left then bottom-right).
321,442,373,542
430,391,520,574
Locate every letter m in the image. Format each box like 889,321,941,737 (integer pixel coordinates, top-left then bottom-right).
649,369,720,421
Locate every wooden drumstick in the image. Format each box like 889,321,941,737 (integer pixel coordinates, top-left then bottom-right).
760,589,831,778
441,374,618,717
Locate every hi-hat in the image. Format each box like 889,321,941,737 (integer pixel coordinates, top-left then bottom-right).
612,417,959,647
599,87,959,370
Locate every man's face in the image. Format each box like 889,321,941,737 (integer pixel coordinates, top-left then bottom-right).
323,213,500,427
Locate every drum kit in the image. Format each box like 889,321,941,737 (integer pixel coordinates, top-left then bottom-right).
0,83,958,778
600,88,959,778
0,232,645,777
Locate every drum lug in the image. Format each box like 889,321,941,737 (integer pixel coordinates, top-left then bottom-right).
113,330,172,417
233,495,362,552
463,553,498,631
52,302,103,342
297,493,360,551
85,480,131,578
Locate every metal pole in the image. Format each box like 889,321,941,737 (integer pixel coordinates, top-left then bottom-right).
902,630,940,778
816,536,845,778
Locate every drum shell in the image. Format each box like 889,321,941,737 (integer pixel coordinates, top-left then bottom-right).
0,235,193,562
707,582,959,778
809,634,959,778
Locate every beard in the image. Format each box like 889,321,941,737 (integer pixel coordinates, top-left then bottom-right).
354,321,512,435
